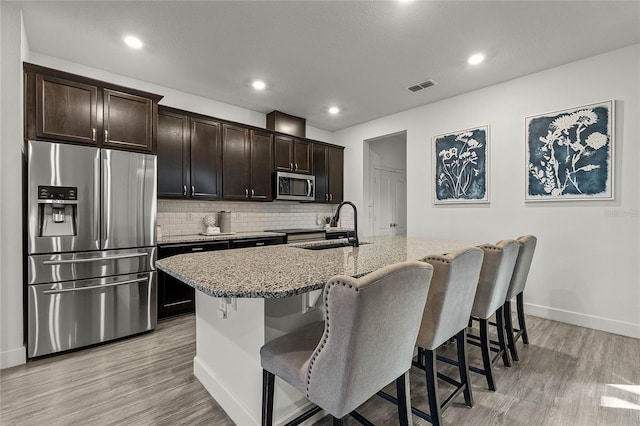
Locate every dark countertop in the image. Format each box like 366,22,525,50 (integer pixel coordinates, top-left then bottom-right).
157,231,285,245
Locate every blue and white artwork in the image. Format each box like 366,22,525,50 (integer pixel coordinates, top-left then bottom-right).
526,100,614,201
433,125,489,204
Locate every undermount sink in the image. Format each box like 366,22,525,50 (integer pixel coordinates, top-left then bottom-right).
297,241,370,251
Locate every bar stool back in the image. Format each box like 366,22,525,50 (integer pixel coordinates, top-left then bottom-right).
414,247,484,426
260,260,434,426
502,235,537,361
469,239,519,391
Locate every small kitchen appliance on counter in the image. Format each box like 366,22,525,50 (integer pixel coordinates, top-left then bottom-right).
25,140,157,358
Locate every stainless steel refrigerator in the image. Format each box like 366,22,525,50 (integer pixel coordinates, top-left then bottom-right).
25,140,157,358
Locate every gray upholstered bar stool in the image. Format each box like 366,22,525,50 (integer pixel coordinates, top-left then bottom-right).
502,235,537,362
260,261,434,426
406,247,484,426
467,239,519,391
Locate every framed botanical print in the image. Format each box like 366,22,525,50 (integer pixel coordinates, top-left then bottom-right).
433,125,489,204
525,100,614,201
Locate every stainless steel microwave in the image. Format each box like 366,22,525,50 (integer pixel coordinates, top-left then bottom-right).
275,171,315,201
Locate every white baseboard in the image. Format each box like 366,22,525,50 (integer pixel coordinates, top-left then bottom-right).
0,345,26,369
524,302,640,339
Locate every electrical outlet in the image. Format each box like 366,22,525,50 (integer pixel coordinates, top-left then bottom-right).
236,212,241,220
187,212,193,221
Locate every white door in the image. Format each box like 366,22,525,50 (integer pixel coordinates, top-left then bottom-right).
373,168,407,236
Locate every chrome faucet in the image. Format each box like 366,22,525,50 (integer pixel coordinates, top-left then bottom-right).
332,201,359,247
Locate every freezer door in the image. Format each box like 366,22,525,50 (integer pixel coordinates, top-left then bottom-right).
27,140,100,254
101,149,157,249
27,247,156,285
27,272,157,358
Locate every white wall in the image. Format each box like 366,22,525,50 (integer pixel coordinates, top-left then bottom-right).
334,44,640,338
0,2,27,368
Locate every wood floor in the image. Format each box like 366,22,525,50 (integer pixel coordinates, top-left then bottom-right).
1,313,638,425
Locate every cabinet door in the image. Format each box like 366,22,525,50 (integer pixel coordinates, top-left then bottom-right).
328,147,344,203
191,117,222,199
157,110,189,198
157,270,195,319
250,130,273,200
274,135,294,171
222,124,251,200
293,139,312,174
313,144,329,202
35,74,98,145
103,89,154,152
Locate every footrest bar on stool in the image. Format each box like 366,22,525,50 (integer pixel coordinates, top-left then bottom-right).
349,411,375,426
283,406,322,426
437,371,462,388
377,390,433,423
436,354,459,368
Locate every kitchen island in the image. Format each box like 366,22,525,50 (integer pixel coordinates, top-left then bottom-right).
156,236,480,425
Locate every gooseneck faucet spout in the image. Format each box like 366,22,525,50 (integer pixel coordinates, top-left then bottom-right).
332,201,359,247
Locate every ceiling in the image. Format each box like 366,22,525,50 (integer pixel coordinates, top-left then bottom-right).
12,1,640,131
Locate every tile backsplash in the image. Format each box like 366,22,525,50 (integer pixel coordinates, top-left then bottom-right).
157,200,355,236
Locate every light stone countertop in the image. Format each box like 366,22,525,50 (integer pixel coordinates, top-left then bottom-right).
157,231,286,245
155,236,482,298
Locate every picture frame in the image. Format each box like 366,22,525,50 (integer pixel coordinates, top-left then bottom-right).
432,125,490,204
525,100,614,201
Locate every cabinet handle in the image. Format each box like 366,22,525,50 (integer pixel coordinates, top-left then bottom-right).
294,163,298,171
325,194,328,201
330,194,333,201
289,162,294,171
91,128,96,142
191,185,195,196
104,129,108,142
245,188,249,198
191,247,204,252
251,189,255,197
183,185,187,196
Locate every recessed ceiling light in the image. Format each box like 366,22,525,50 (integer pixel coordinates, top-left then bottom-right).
252,80,266,90
468,53,485,65
123,36,143,49
328,106,340,115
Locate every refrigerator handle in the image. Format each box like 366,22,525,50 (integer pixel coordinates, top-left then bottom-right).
42,277,148,294
101,152,110,248
94,150,101,248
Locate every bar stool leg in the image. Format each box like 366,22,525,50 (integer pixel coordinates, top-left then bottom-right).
504,300,519,362
495,307,511,368
425,349,442,426
479,319,497,391
517,292,529,344
261,370,275,426
456,328,474,407
396,371,413,426
332,416,344,425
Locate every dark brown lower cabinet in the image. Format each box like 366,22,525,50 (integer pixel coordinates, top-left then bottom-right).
157,241,229,318
156,236,286,318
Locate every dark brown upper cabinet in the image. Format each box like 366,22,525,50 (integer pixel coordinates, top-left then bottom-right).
274,135,312,174
157,107,222,200
102,89,154,152
24,63,162,153
34,74,98,145
313,144,344,203
222,124,273,201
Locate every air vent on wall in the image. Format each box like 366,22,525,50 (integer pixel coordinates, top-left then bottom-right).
408,79,437,93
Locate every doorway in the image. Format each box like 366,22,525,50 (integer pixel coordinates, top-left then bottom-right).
363,131,407,237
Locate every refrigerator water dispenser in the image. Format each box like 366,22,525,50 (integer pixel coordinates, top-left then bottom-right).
38,186,77,237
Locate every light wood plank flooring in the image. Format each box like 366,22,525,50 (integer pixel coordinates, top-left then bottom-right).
1,314,638,425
